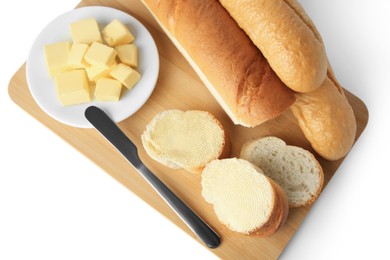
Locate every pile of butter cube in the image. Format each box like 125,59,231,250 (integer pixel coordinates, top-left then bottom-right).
44,18,141,106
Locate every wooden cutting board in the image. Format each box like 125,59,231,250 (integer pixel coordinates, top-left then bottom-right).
8,0,368,258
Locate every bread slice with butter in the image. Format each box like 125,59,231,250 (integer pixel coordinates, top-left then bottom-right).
240,137,324,208
141,110,230,173
201,158,288,236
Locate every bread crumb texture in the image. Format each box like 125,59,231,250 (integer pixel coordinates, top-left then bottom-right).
241,137,323,207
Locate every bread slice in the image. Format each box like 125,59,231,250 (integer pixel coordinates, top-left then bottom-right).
201,158,288,236
240,137,324,208
141,110,230,173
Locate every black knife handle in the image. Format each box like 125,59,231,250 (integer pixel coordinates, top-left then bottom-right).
85,106,220,249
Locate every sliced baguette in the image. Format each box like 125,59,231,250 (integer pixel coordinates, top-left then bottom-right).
141,110,230,173
240,137,324,208
201,158,288,236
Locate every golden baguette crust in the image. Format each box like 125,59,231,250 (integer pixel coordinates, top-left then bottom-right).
250,179,288,237
291,77,357,160
141,0,295,127
219,0,327,93
283,0,323,41
298,159,324,208
273,180,289,230
281,1,357,160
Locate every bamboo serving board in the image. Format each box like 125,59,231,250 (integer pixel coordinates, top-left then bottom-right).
8,0,368,258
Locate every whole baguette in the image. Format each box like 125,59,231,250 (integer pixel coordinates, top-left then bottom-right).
267,0,357,159
219,0,327,93
291,77,357,160
141,0,295,127
223,0,356,159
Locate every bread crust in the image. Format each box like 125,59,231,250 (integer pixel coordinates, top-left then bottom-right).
270,180,289,231
282,0,323,41
291,77,357,160
141,0,295,127
289,159,324,208
249,179,289,237
280,2,356,160
246,177,279,237
218,0,327,93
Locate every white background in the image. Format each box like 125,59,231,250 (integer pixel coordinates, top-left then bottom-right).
1,0,389,259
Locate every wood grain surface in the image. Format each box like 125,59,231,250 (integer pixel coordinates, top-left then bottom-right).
8,0,368,258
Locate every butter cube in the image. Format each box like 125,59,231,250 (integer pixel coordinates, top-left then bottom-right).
86,65,110,82
44,41,72,78
110,63,141,89
68,43,89,69
85,61,117,81
102,19,134,47
84,42,117,67
94,77,122,101
70,18,102,44
115,44,137,67
55,70,90,106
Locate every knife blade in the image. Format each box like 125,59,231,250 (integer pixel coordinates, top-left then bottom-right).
84,106,220,249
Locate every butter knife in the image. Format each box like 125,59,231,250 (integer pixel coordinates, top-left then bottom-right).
84,106,220,249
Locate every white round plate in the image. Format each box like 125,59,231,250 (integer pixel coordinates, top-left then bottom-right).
26,6,159,128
